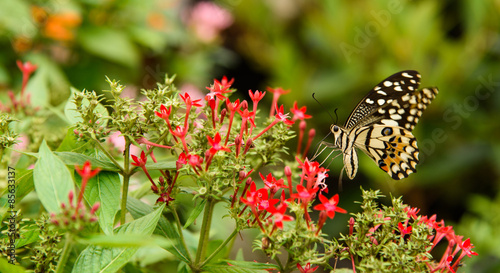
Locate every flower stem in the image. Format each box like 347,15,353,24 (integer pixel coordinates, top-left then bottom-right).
120,142,131,224
200,228,238,268
172,205,193,261
194,197,216,268
55,233,73,273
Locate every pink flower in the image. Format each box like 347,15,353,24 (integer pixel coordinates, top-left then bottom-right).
188,2,233,42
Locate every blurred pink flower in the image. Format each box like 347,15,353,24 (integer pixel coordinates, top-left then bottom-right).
188,2,233,42
108,131,140,155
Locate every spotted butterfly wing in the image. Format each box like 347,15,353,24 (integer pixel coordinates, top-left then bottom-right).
332,70,438,180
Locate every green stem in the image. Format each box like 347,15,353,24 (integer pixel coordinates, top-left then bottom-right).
120,143,131,224
194,197,216,268
55,233,73,273
172,205,192,261
200,228,238,268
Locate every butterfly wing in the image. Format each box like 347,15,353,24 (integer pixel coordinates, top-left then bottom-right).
352,125,419,180
344,70,422,130
343,70,438,179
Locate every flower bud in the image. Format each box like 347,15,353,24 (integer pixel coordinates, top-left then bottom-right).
349,217,355,235
240,100,248,110
91,202,100,214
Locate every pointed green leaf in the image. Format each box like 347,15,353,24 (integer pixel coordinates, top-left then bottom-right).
183,199,206,229
56,152,120,172
0,257,27,273
72,204,164,273
144,160,177,171
75,171,120,235
33,140,74,213
0,169,34,209
127,197,191,263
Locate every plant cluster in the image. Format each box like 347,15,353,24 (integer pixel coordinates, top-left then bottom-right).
0,62,477,273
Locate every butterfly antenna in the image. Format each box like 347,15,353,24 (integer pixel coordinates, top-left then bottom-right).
312,93,338,124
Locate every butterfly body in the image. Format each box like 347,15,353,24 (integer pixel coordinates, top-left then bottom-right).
327,70,438,180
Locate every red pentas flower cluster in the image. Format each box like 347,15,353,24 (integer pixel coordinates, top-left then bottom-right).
130,76,317,205
415,210,478,273
0,60,38,114
237,157,346,237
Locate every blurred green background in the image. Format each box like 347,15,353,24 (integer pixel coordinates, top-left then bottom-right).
1,0,499,272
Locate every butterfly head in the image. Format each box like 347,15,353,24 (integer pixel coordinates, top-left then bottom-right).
330,124,344,147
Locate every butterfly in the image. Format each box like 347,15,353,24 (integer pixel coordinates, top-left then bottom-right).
321,70,438,180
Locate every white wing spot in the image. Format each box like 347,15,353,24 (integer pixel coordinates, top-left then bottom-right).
383,81,393,87
410,79,416,84
390,114,402,120
366,98,374,104
394,86,403,92
374,86,381,91
408,86,414,91
389,108,396,114
381,119,399,126
402,72,413,78
397,108,405,114
377,90,387,95
377,99,385,105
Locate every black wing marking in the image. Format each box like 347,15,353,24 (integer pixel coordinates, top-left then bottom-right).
344,70,421,130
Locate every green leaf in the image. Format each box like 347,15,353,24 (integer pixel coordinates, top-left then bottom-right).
15,223,40,248
33,140,74,213
183,199,206,229
72,204,164,273
55,152,120,172
0,169,34,209
78,26,140,68
127,197,191,263
64,87,109,126
78,234,171,248
0,257,27,273
202,260,278,273
56,128,93,153
75,171,120,235
144,160,177,171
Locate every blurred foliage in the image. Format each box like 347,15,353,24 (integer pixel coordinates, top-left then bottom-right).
1,0,499,272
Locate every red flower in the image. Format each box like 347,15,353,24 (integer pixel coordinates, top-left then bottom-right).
297,262,319,273
267,203,294,229
459,238,478,257
290,101,312,121
187,154,203,169
17,60,37,74
176,152,188,169
207,132,231,154
260,173,286,195
398,222,412,237
313,194,347,219
74,161,101,206
240,181,267,208
291,184,318,204
131,151,147,167
267,86,290,117
155,104,172,120
249,89,266,103
274,104,294,125
206,76,234,100
75,160,101,180
180,92,202,108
